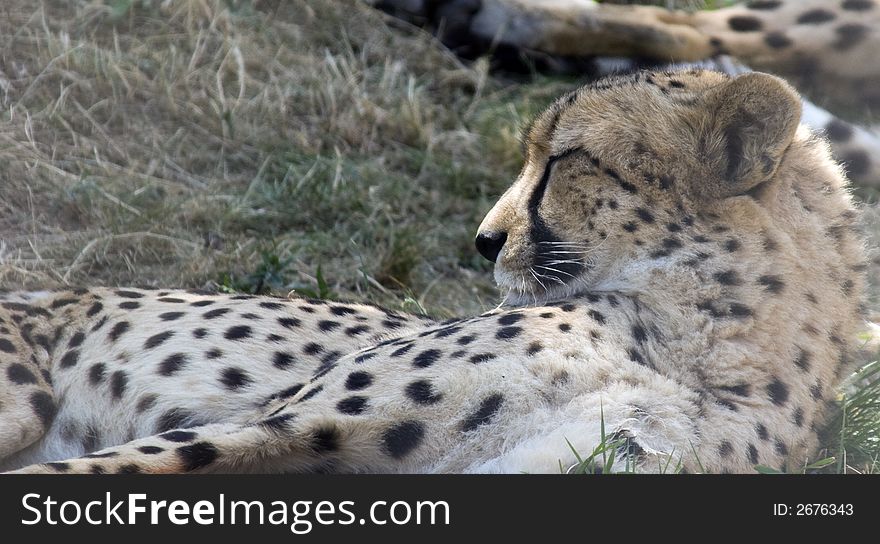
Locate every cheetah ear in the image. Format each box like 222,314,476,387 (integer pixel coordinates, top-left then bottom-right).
696,72,802,199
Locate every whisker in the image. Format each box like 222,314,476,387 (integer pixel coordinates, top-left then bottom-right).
535,270,566,287
535,264,578,279
543,259,583,265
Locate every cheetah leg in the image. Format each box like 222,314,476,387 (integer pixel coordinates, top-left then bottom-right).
469,2,714,61
0,328,55,463
6,412,386,474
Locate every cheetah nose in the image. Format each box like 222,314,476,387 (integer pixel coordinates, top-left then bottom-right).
475,231,508,263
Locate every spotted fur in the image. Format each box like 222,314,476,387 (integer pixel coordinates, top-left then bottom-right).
3,70,868,474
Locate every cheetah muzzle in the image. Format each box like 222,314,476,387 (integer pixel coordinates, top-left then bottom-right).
0,69,867,474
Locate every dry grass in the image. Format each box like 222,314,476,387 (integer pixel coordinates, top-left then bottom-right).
0,0,571,316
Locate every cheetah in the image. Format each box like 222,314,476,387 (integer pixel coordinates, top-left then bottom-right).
373,0,880,190
2,69,868,474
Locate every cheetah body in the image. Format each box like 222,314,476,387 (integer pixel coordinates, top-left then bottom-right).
1,69,868,474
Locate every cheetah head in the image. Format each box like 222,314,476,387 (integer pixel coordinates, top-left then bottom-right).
476,70,802,305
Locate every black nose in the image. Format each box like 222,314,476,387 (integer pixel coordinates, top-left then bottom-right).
475,231,508,263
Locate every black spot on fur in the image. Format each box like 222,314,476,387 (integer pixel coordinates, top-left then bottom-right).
108,321,130,342
318,320,341,332
60,350,80,369
719,384,751,397
345,371,373,391
30,391,56,427
68,331,86,348
767,378,789,406
115,290,144,299
756,423,769,441
345,325,370,336
588,310,606,325
405,380,443,405
390,343,414,357
457,334,476,345
145,330,175,349
413,349,442,368
713,270,740,285
157,297,185,303
177,442,219,472
382,420,425,459
86,301,104,317
764,32,792,49
758,275,785,293
138,446,164,455
7,363,37,384
110,371,128,400
136,394,158,413
337,396,368,415
833,23,870,51
719,441,734,458
794,349,812,372
303,342,324,356
729,15,763,31
631,325,647,344
793,407,804,427
635,208,655,223
797,9,836,24
299,385,324,402
724,239,741,252
354,352,376,364
190,300,214,307
498,313,524,325
118,301,141,310
469,353,496,364
842,0,875,10
160,430,197,443
496,326,522,340
224,325,252,340
461,394,504,432
273,351,295,369
220,367,252,390
269,383,305,402
312,427,339,453
203,308,231,319
748,444,759,464
746,1,781,9
159,311,185,321
158,353,188,376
